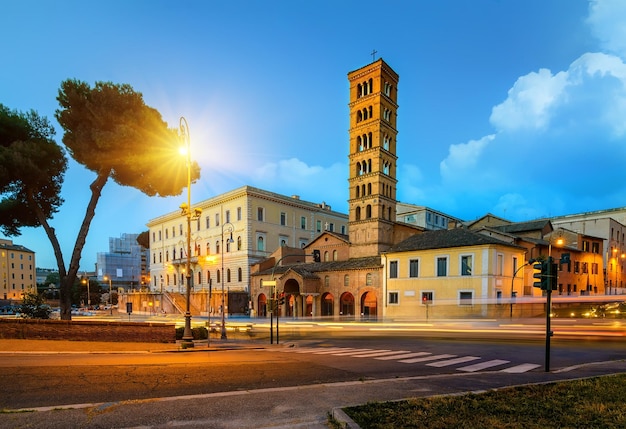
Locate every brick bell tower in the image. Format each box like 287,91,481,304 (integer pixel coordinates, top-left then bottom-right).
347,59,399,258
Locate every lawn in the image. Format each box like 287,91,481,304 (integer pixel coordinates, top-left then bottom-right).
341,374,626,429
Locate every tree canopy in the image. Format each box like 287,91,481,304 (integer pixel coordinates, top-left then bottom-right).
0,80,200,319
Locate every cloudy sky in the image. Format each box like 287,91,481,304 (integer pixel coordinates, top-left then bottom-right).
2,0,625,270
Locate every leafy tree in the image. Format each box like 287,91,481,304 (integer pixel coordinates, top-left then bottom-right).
0,80,200,319
136,230,150,249
19,291,52,319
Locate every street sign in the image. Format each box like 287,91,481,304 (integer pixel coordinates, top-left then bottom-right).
262,280,276,287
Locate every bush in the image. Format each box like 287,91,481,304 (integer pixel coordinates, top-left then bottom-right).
175,326,207,340
19,292,52,319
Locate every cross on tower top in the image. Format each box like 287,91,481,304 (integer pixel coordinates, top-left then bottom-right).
370,49,378,61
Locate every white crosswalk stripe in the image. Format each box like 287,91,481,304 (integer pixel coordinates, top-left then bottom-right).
275,347,540,373
458,359,510,372
426,356,481,367
399,354,457,364
501,363,542,373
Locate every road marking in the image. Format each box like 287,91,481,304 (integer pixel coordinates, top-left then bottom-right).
353,350,410,358
399,354,457,364
329,349,376,356
375,351,431,360
309,348,360,354
501,363,542,373
458,359,510,372
426,356,481,367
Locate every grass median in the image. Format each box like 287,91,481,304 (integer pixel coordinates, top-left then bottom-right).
339,373,626,429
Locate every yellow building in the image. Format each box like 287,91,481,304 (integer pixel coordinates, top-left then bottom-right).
382,228,527,319
0,238,37,301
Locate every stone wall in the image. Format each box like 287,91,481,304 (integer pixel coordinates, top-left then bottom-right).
0,318,176,343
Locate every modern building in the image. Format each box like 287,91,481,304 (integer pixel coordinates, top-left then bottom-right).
0,238,36,301
95,233,147,291
145,185,348,315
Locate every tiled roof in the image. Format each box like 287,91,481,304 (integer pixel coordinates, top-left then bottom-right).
251,256,382,277
492,219,551,234
387,228,524,253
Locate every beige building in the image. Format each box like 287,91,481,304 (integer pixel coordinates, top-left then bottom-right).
146,185,348,315
0,238,37,301
382,228,527,319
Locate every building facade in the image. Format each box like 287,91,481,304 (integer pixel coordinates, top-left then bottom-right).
0,238,36,301
146,185,348,314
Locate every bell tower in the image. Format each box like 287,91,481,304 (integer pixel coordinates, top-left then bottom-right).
347,59,399,258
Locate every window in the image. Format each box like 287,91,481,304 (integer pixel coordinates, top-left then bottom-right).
205,216,210,229
324,276,330,287
316,220,322,232
436,257,447,277
496,254,504,276
389,261,398,278
280,212,287,226
238,267,242,282
215,213,220,227
592,242,600,254
388,291,399,305
301,216,307,229
409,259,419,278
329,223,334,232
366,273,372,285
257,236,265,251
257,207,264,221
344,275,349,287
225,210,230,223
237,236,242,251
461,255,472,276
459,291,473,305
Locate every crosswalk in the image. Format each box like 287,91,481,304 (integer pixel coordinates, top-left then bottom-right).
275,346,541,373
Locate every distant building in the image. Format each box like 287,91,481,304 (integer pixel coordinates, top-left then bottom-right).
0,238,36,301
95,233,146,291
396,202,464,230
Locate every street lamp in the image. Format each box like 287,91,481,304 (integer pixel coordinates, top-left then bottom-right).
103,275,112,315
179,116,195,348
81,276,91,308
221,221,234,340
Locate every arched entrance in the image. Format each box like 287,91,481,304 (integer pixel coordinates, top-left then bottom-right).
321,292,334,317
361,291,377,319
340,292,355,318
305,295,313,317
257,293,267,317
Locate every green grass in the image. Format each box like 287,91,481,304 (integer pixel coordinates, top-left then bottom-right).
342,374,626,429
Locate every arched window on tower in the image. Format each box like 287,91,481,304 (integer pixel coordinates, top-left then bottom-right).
368,159,372,173
357,135,363,151
357,83,362,98
367,183,372,195
356,186,360,198
368,132,373,149
368,78,373,93
366,205,372,219
368,106,373,119
356,206,361,221
382,205,386,219
356,161,362,176
357,111,362,123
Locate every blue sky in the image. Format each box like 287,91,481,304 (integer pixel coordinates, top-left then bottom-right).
2,0,625,270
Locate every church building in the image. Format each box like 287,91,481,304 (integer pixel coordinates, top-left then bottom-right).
250,59,422,319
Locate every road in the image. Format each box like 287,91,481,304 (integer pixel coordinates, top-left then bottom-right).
1,320,625,428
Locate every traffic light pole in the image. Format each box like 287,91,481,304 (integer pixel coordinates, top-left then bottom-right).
545,286,552,372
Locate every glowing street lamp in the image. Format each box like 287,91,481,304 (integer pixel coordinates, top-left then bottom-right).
179,116,197,348
103,275,112,315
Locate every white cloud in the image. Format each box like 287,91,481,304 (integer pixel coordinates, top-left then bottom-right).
587,0,626,58
490,69,568,132
440,134,494,181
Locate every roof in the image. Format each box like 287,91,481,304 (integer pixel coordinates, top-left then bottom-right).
251,256,382,277
386,227,524,253
491,219,552,234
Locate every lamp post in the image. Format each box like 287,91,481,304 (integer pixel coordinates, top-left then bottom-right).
221,221,234,340
180,116,194,348
81,276,91,308
103,275,112,315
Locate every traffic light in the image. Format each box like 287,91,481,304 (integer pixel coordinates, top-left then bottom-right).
533,260,549,290
312,250,321,262
277,293,285,305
